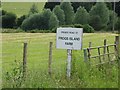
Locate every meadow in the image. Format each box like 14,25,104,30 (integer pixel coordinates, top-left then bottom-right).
2,33,118,88
2,2,45,17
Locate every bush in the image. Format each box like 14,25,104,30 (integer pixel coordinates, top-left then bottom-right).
21,9,53,31
17,15,26,27
83,24,95,33
74,24,83,28
2,12,17,28
73,24,94,33
2,29,24,33
61,24,74,28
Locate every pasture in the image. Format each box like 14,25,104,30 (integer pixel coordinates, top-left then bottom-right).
2,33,118,88
2,2,45,17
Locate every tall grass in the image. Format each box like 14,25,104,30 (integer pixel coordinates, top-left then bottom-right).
2,33,118,88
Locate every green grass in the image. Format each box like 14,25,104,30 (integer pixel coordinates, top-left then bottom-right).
2,2,45,17
2,33,118,88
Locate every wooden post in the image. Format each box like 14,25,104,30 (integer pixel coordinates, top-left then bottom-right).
67,49,72,78
23,42,27,77
87,42,92,64
48,42,53,75
103,39,106,61
89,42,92,48
98,47,101,63
115,36,119,55
107,46,110,61
84,49,88,62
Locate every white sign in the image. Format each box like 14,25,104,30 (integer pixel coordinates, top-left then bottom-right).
56,28,83,50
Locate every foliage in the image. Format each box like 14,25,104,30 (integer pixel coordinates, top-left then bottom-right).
5,60,24,88
53,5,65,26
74,6,89,25
107,10,118,31
2,33,118,88
28,3,39,16
60,2,74,25
74,24,94,33
2,29,24,33
116,17,120,32
21,13,41,31
72,2,95,12
89,2,109,31
0,10,7,15
42,9,52,29
83,24,95,33
21,9,54,31
17,15,27,27
49,13,59,30
44,2,60,11
2,12,17,28
74,24,83,28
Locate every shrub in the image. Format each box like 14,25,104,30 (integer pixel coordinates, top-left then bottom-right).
73,24,94,33
17,15,26,27
74,24,83,28
83,24,95,33
21,9,53,31
61,24,74,28
2,12,17,28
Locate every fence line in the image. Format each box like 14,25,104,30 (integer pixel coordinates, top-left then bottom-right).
84,36,119,67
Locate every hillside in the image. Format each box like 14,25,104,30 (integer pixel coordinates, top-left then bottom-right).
2,2,45,17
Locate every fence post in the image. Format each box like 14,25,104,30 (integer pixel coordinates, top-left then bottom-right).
103,39,107,61
89,42,92,48
87,42,92,63
115,36,119,54
84,49,88,62
48,42,53,75
67,49,72,79
23,42,27,77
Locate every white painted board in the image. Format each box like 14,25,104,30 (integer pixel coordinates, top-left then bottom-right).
56,28,83,50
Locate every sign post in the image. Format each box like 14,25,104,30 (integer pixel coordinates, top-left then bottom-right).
67,49,72,78
56,28,83,78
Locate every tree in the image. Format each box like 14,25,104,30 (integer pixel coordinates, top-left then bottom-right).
116,17,120,32
53,5,65,25
42,9,52,29
2,12,17,28
49,13,59,30
60,2,74,25
29,3,38,16
74,6,89,25
72,2,95,12
21,9,53,31
107,10,118,31
89,2,109,31
44,2,60,11
17,15,26,27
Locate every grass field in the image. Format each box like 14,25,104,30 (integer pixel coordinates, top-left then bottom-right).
2,2,45,17
2,33,118,88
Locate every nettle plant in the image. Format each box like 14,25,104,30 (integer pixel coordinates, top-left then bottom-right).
5,60,24,88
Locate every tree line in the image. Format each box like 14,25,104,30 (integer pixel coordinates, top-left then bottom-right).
1,2,120,33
